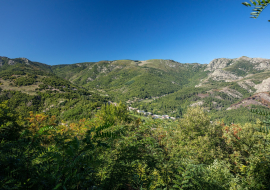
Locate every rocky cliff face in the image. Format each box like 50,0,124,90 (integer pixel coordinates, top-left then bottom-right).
8,60,15,65
206,56,270,73
205,58,232,71
21,57,30,65
0,57,31,67
254,77,270,93
235,56,270,70
204,56,270,83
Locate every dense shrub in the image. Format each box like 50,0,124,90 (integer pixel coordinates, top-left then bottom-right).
1,105,270,189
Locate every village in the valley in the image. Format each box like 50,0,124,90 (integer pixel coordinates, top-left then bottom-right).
107,101,176,120
128,106,176,120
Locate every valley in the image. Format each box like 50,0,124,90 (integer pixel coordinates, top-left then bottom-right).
1,55,270,189
1,55,270,124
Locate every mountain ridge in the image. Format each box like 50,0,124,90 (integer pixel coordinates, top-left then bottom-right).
1,55,270,124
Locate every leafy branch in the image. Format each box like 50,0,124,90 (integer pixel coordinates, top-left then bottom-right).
242,0,270,22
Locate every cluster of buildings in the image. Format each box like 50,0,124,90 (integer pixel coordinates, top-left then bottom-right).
106,101,176,120
128,107,175,120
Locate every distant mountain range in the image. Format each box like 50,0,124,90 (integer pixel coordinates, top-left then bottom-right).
1,55,270,124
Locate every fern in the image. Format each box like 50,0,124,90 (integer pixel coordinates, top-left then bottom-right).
0,119,122,189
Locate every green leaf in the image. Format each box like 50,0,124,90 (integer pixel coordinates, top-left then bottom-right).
38,125,54,134
242,2,252,6
66,146,74,156
250,0,257,5
53,183,62,190
253,8,262,11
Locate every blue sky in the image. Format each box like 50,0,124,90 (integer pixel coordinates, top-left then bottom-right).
0,0,269,65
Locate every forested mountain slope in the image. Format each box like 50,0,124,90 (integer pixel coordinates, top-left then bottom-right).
134,56,270,124
1,55,270,124
52,59,208,101
2,56,270,189
0,56,108,122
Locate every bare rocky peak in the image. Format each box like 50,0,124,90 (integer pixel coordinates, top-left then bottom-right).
205,56,270,72
235,56,269,64
236,56,270,70
205,58,232,71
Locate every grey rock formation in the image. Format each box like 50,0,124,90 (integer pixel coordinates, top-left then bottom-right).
205,56,270,72
205,58,232,71
209,69,243,82
221,87,243,98
238,81,253,93
235,56,270,70
254,62,270,70
8,60,15,65
190,101,204,107
245,80,255,87
21,58,30,65
254,77,270,93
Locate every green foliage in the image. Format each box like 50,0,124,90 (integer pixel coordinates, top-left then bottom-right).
14,75,36,86
0,58,52,80
229,83,252,97
0,101,23,141
0,89,107,122
52,59,207,101
95,102,131,125
242,0,270,22
250,108,270,133
2,56,270,189
210,106,265,125
1,104,270,189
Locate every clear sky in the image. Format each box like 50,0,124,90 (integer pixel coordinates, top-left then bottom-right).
0,0,269,65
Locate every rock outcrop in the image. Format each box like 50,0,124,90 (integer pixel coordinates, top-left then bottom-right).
190,101,204,107
221,87,243,98
204,56,270,83
206,56,270,72
237,81,253,93
8,60,15,65
21,58,30,65
254,77,270,93
205,58,232,72
209,69,243,82
236,56,270,69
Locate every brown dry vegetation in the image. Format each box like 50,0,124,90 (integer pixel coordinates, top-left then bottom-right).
228,92,270,110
